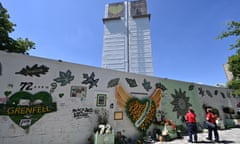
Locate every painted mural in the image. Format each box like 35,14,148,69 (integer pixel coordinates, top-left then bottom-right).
0,91,57,129
115,85,161,132
0,51,239,144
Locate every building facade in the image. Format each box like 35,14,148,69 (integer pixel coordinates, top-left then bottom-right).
223,63,233,81
102,0,153,76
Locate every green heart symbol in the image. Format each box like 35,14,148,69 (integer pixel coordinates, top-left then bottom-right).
4,91,11,96
5,91,56,129
126,98,156,132
59,93,64,98
109,4,123,15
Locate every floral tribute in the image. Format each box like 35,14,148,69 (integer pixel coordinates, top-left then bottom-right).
115,85,162,132
126,98,156,132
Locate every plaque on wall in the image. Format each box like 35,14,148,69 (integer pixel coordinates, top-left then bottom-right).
96,93,107,107
108,2,124,18
130,0,147,16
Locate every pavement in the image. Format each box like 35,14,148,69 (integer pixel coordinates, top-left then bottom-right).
155,128,240,144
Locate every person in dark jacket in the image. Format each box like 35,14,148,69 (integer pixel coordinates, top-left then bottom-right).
185,107,198,143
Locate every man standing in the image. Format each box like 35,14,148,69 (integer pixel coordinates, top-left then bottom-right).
185,107,198,143
206,108,219,142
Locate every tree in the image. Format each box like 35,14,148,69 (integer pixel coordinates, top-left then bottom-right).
0,2,35,54
217,21,240,50
217,21,240,95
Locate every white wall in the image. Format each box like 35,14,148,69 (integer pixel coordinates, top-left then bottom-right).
0,51,239,144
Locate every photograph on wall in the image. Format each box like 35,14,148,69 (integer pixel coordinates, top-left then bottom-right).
114,111,123,120
70,86,87,100
20,119,32,127
96,93,107,107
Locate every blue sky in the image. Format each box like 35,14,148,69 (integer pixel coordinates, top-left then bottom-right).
1,0,240,86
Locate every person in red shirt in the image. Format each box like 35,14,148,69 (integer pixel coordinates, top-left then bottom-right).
206,108,219,142
185,107,198,143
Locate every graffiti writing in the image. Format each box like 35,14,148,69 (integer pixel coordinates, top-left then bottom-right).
50,82,57,93
20,82,33,91
72,107,93,119
3,105,53,115
19,82,49,91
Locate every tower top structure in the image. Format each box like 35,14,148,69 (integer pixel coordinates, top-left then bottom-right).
102,0,153,76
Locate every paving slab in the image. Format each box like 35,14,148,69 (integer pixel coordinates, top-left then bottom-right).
155,128,240,144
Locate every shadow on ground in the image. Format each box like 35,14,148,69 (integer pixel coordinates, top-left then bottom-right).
196,140,234,143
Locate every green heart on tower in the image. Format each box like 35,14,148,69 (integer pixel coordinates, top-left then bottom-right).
126,98,156,132
0,91,57,129
109,4,123,15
